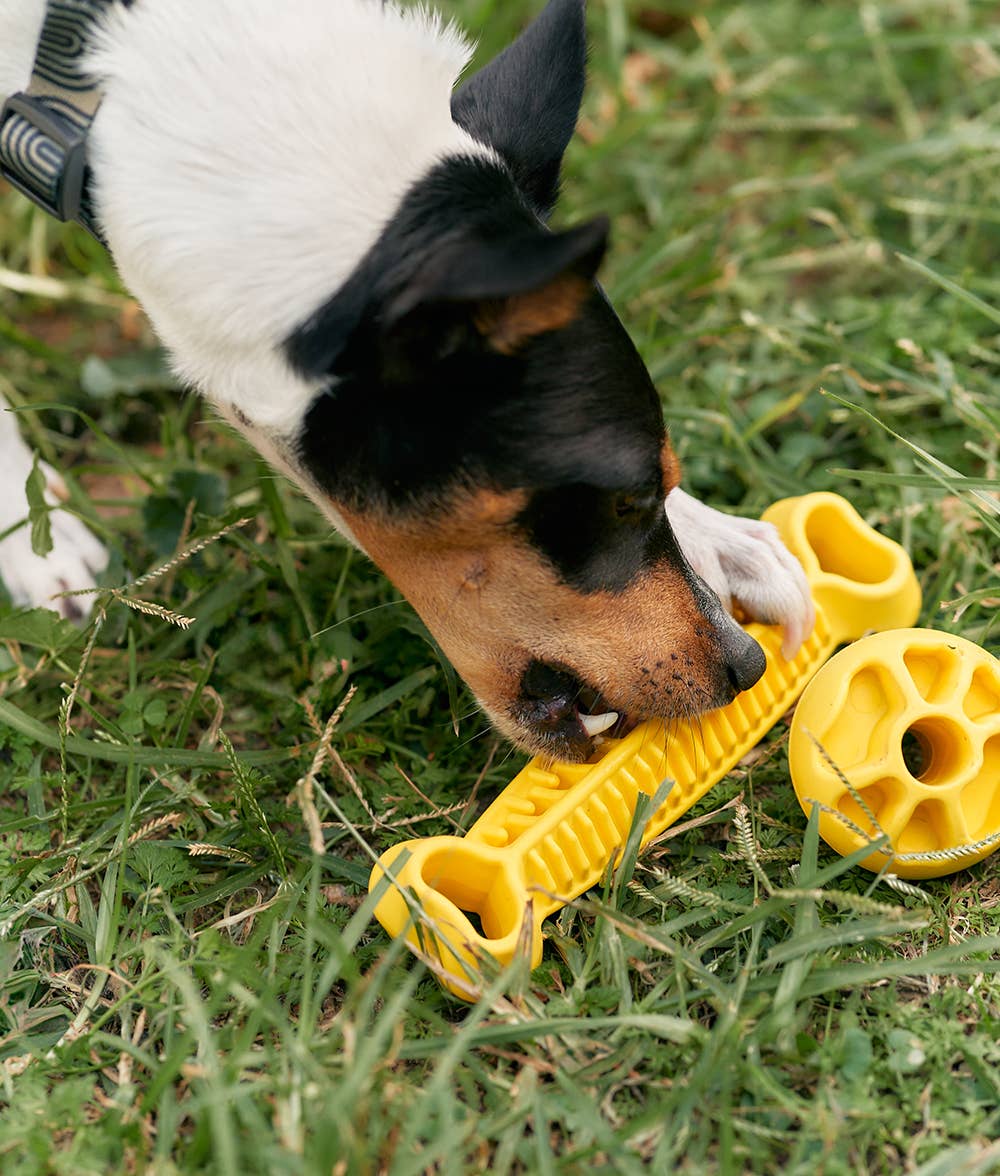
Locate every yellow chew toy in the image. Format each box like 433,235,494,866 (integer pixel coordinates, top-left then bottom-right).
789,629,1000,879
369,492,921,998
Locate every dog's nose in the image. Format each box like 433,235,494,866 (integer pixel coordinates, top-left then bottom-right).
689,575,767,696
722,627,767,693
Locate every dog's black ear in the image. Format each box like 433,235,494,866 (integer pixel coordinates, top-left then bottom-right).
385,215,608,357
286,201,606,383
452,0,586,216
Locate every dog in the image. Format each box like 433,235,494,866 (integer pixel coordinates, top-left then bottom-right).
0,0,813,761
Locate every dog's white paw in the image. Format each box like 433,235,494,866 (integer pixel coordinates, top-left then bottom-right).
665,487,815,660
0,462,107,622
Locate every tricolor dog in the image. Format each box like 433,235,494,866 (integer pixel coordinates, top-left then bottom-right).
0,0,813,760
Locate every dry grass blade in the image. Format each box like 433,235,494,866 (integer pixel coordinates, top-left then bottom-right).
293,684,358,852
187,842,255,865
112,594,195,629
129,517,253,590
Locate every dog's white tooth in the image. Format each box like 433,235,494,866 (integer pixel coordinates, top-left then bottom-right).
580,711,619,737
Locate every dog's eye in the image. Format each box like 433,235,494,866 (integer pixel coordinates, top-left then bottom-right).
613,492,657,520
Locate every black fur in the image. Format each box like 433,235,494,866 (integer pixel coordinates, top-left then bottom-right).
518,483,677,594
451,0,587,216
286,154,674,588
283,0,688,596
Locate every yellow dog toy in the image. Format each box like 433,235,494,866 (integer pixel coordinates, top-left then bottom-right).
790,628,1000,879
369,492,921,998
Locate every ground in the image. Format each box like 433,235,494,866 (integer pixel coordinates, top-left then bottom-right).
1,0,999,1172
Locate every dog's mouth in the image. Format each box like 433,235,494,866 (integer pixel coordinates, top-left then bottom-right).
511,660,638,761
575,682,637,742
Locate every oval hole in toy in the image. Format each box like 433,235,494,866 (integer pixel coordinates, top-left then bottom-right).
804,503,897,585
901,728,928,779
901,716,967,786
419,848,518,942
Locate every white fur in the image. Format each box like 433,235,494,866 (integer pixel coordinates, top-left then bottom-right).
0,401,106,617
666,488,815,659
84,0,491,435
0,0,490,604
3,0,489,435
0,0,44,99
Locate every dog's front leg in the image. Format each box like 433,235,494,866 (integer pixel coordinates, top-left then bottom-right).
0,399,107,619
665,487,815,658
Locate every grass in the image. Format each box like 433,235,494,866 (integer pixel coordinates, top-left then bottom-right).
1,0,1000,1171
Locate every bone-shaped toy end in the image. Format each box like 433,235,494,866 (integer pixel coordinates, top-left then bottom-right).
763,492,921,642
370,836,542,998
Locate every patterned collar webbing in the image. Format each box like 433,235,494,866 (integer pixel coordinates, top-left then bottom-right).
0,0,132,241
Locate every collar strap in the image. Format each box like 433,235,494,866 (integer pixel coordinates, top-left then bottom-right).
0,0,131,241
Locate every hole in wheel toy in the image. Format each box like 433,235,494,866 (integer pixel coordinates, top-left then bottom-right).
837,781,890,835
896,800,948,855
903,648,960,705
900,717,969,786
823,665,906,772
901,728,929,779
965,666,1000,723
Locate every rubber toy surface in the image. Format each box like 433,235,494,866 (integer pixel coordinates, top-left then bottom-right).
789,628,1000,879
369,493,921,998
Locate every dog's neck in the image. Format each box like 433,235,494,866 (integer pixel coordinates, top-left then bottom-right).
54,0,492,434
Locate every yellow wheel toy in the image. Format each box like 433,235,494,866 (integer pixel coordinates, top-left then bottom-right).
789,628,1000,879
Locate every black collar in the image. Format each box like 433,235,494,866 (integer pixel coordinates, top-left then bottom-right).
0,0,133,242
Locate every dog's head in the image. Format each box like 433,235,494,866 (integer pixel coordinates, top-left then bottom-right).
284,0,765,758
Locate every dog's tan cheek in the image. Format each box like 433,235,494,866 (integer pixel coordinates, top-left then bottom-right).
334,502,535,705
481,563,730,719
572,578,706,713
440,549,709,718
335,500,729,723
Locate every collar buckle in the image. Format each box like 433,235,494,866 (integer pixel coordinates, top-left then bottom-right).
0,91,89,223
